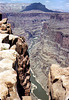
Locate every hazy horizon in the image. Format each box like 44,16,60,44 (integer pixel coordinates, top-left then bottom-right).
0,0,69,12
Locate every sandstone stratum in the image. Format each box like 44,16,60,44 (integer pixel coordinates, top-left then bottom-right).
0,13,31,100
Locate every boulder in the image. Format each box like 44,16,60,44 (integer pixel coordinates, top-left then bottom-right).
1,24,7,30
9,34,18,45
0,70,20,100
16,38,23,54
0,34,9,43
7,23,11,28
9,34,18,41
48,64,69,100
0,58,15,72
10,45,16,50
2,18,8,24
0,43,10,51
0,18,8,25
7,27,12,34
0,30,8,34
22,96,32,100
16,37,28,55
0,23,12,34
0,50,18,61
22,42,28,55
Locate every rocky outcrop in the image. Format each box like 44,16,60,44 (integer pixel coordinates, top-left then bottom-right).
0,13,31,100
42,22,49,32
55,31,63,45
0,14,12,34
55,31,69,49
16,37,31,98
50,14,64,21
48,64,69,100
0,41,20,99
62,35,69,49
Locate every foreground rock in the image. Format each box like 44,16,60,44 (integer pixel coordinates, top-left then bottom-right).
48,64,69,100
0,34,9,43
0,43,10,51
0,50,18,61
0,70,20,100
0,50,20,100
0,13,31,100
23,96,32,100
16,37,31,98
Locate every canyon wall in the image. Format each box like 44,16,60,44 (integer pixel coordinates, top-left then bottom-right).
50,14,64,21
0,13,31,100
55,31,69,49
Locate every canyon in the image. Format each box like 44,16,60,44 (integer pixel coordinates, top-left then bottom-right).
0,3,69,100
2,11,69,100
5,11,69,100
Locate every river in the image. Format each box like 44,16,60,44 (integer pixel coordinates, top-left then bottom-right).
31,71,49,100
29,39,49,100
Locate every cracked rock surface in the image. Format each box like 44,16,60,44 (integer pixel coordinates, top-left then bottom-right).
48,64,69,100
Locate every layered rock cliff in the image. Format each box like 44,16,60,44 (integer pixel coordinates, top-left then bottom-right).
0,13,31,100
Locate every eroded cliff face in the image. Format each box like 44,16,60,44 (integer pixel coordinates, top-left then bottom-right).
48,64,69,100
0,13,31,100
55,31,69,49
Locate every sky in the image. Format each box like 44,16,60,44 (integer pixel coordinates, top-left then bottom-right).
0,0,69,12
